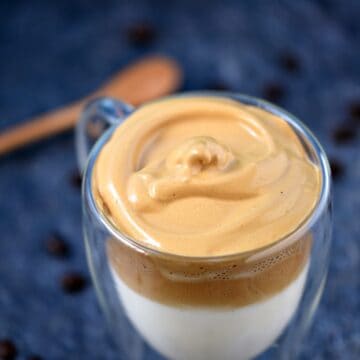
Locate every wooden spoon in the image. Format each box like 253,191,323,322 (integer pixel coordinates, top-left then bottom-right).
0,56,182,156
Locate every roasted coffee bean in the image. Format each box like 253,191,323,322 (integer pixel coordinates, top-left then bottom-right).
329,157,345,180
279,52,301,73
332,125,356,144
27,356,43,360
127,22,156,46
61,272,87,294
45,233,70,258
206,81,231,91
262,83,285,103
0,339,17,360
349,100,360,123
70,170,82,189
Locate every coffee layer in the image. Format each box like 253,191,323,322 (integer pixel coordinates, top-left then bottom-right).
108,233,310,307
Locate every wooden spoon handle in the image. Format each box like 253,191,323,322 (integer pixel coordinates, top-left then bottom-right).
0,56,182,156
0,102,82,155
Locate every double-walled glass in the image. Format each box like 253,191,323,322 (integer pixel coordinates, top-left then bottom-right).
77,93,332,360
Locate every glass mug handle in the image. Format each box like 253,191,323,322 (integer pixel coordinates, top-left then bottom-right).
75,97,134,173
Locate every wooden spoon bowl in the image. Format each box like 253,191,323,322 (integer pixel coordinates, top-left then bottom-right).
0,56,183,156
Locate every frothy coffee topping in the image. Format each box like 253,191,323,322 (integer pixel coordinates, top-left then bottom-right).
93,97,320,256
127,136,238,210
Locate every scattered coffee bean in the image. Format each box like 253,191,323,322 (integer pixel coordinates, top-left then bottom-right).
332,125,356,144
278,52,301,73
206,81,231,91
329,158,345,180
262,83,285,103
348,100,360,123
27,356,42,360
0,339,17,360
70,170,82,189
45,233,70,258
127,22,156,46
61,272,87,294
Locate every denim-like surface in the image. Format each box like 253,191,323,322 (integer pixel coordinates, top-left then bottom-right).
0,0,359,359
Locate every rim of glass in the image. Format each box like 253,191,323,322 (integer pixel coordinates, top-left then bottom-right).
83,92,331,262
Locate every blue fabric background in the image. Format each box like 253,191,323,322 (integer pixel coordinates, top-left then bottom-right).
0,0,359,359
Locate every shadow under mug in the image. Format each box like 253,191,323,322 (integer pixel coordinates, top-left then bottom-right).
75,93,332,360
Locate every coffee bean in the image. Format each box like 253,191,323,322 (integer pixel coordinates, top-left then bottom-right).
27,356,42,360
279,52,301,73
329,157,345,180
348,101,360,123
61,272,87,294
206,81,231,91
262,83,285,103
332,125,356,144
45,233,70,258
70,170,82,189
127,22,156,46
0,339,17,360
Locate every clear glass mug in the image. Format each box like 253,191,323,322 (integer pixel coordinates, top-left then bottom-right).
76,93,332,360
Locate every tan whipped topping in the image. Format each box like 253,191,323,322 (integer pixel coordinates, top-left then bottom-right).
93,96,321,256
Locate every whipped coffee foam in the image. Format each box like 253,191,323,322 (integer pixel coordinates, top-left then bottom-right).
93,96,320,256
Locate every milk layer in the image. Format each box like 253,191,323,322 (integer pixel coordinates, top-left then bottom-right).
111,264,308,360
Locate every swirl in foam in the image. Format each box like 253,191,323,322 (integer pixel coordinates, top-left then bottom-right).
93,96,320,256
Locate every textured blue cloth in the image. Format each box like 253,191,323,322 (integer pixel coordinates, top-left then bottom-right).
0,0,359,359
